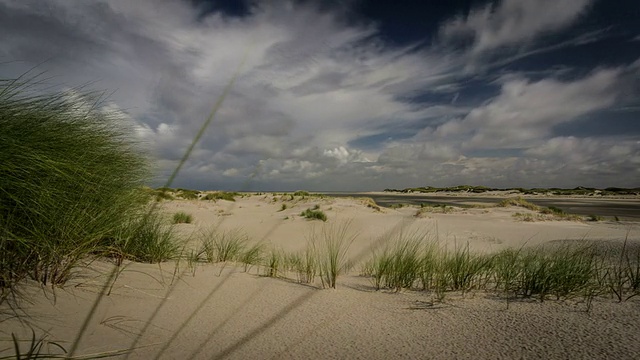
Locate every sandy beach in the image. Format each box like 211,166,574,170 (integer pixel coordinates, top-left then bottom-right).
3,194,640,359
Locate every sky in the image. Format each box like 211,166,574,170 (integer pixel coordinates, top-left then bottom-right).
1,0,639,191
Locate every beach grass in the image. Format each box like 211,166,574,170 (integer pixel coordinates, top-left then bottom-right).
360,231,640,303
172,211,193,224
202,191,238,202
264,248,283,278
111,211,180,264
240,242,267,272
311,222,356,289
0,76,169,296
199,228,248,263
300,208,327,222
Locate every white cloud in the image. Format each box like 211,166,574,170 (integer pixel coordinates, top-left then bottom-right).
441,0,593,54
434,67,622,149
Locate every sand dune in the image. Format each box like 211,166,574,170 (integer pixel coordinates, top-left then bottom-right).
2,194,640,359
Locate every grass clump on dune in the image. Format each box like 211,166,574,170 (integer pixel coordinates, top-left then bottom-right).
492,244,597,301
199,228,247,263
301,208,327,222
264,247,284,278
498,197,540,211
0,77,171,295
240,242,266,272
310,222,356,289
365,230,430,291
176,188,200,200
502,198,586,221
172,211,193,224
153,188,175,201
202,191,238,202
110,212,180,264
362,230,640,303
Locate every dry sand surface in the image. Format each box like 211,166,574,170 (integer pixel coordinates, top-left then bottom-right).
2,194,640,359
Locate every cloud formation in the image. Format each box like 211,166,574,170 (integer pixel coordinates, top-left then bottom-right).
1,0,638,190
441,0,592,53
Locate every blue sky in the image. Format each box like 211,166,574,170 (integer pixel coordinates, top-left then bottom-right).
2,0,639,191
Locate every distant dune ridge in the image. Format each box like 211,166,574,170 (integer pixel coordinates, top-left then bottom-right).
383,185,640,196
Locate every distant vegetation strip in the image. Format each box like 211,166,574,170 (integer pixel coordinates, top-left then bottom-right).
383,185,640,196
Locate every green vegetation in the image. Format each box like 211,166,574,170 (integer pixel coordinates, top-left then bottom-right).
110,212,180,264
264,248,283,278
498,197,540,211
176,188,201,200
279,203,287,212
301,208,327,221
360,197,381,211
587,214,603,222
1,55,253,357
366,232,428,291
291,246,318,284
415,203,453,216
199,229,248,263
293,190,310,197
0,77,173,296
240,242,266,272
389,203,406,209
540,206,565,215
309,223,356,289
384,185,640,196
202,191,239,202
363,234,640,303
500,197,586,222
153,188,176,201
384,185,492,193
172,211,193,224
